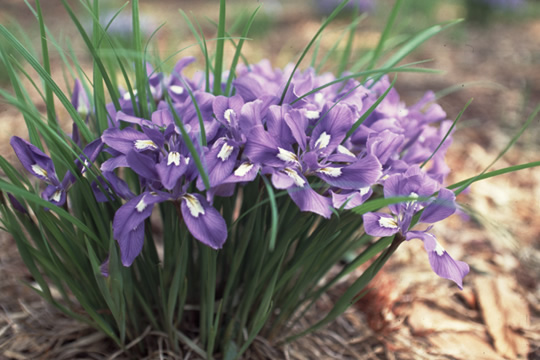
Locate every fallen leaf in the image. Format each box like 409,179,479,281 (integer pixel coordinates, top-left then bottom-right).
474,276,530,358
428,332,502,360
407,302,483,334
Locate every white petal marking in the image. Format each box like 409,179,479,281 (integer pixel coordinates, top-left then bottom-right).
224,109,236,123
217,143,234,161
122,89,137,100
136,197,148,213
77,96,89,116
314,131,331,149
359,186,370,196
317,167,342,177
378,216,399,229
305,110,320,119
167,151,181,166
170,85,184,95
134,139,158,150
31,164,48,178
234,162,254,177
337,145,356,157
51,190,63,203
183,194,205,217
276,147,299,164
314,93,324,105
283,167,306,187
434,241,445,256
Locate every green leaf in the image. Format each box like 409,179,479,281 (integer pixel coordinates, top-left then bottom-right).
421,98,473,168
225,6,260,95
366,0,403,71
261,175,278,251
452,103,540,195
0,24,93,142
213,0,227,95
280,0,350,104
344,74,396,142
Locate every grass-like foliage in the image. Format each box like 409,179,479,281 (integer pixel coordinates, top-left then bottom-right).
0,0,538,358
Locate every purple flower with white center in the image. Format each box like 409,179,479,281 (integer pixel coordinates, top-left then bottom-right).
10,137,104,207
244,104,382,218
113,189,227,266
362,166,469,288
11,137,61,185
113,191,168,266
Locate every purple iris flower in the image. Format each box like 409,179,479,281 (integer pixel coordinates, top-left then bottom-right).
10,137,103,207
362,166,469,288
112,189,227,266
101,108,228,266
244,103,382,218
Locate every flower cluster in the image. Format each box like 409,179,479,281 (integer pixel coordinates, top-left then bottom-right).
11,57,469,287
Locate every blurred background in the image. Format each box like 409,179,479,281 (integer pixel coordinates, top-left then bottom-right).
0,1,539,359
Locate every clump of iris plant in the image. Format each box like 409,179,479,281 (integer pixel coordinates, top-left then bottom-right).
1,0,537,358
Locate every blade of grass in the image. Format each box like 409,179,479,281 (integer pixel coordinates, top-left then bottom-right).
60,0,121,112
292,60,436,105
180,9,212,92
213,0,227,95
420,98,473,168
369,19,463,85
365,0,403,71
452,103,540,195
34,0,57,127
344,74,396,141
280,0,350,104
261,175,278,251
225,6,260,95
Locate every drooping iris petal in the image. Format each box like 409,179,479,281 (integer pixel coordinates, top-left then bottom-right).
113,192,167,266
362,212,400,237
330,188,372,210
407,231,469,289
102,127,159,154
10,136,59,184
126,150,160,181
419,188,456,224
287,184,333,219
101,155,129,172
116,111,155,128
315,154,381,190
221,162,260,185
42,184,67,206
117,225,145,267
180,193,227,249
